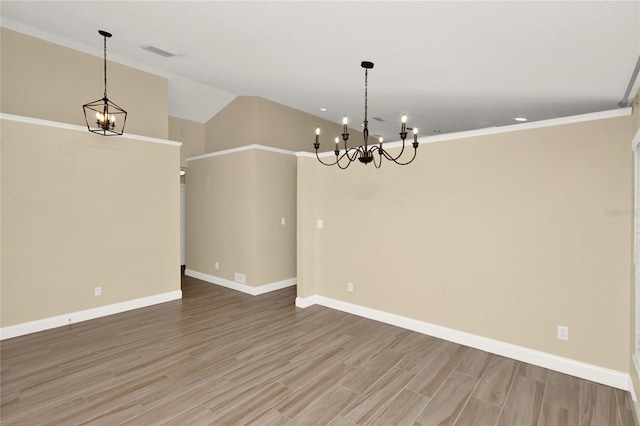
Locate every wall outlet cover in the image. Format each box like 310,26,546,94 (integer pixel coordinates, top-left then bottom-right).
557,325,569,341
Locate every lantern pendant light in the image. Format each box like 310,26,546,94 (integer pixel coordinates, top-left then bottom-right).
82,30,127,136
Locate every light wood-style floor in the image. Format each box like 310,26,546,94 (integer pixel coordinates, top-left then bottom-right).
1,275,636,425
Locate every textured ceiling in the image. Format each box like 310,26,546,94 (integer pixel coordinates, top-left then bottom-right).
1,1,639,141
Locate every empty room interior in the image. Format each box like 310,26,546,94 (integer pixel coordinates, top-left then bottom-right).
2,1,640,425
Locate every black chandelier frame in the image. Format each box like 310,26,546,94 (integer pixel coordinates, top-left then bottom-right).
82,30,127,136
314,61,419,169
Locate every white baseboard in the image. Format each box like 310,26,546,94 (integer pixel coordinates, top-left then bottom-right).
295,295,318,308
297,294,633,393
185,269,296,296
630,356,640,409
0,290,182,340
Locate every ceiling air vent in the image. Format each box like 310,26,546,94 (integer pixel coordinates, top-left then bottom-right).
141,45,176,57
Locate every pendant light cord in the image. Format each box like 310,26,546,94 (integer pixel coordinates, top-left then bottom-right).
103,35,108,99
363,68,368,129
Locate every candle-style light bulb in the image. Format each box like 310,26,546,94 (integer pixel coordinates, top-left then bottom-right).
379,136,383,144
413,127,418,143
342,116,348,125
342,116,348,135
335,137,339,145
110,115,115,124
401,115,407,123
316,127,320,135
315,127,320,145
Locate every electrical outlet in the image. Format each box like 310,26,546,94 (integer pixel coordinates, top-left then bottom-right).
557,325,569,341
281,217,286,225
215,261,219,270
317,219,324,229
94,287,102,296
348,282,353,292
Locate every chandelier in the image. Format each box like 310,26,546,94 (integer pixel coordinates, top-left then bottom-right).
82,30,127,136
314,61,419,169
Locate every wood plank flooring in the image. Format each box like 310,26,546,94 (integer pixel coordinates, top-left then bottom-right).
1,275,636,425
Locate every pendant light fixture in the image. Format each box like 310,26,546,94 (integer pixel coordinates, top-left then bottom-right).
314,61,419,169
83,30,127,136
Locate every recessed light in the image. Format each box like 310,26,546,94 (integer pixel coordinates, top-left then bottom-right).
514,117,528,122
320,108,327,112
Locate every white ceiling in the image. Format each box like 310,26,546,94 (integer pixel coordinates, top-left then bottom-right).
1,1,639,141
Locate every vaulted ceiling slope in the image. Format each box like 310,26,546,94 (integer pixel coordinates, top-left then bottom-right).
1,1,639,140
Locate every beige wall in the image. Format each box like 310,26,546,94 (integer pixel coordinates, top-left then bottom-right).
1,119,181,326
298,115,633,372
633,89,640,133
1,28,169,139
187,149,256,282
204,97,260,153
297,155,318,299
186,148,296,287
255,150,297,284
204,96,364,153
631,91,640,396
193,74,368,291
169,116,206,169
